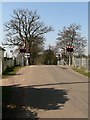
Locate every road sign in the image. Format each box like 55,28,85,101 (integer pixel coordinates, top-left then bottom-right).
25,53,30,57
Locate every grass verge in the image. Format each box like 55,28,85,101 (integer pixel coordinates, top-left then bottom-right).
2,66,22,78
73,67,90,78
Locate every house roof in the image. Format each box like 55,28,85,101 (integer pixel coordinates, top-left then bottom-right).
0,46,6,51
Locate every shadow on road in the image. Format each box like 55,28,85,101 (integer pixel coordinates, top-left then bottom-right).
2,85,69,118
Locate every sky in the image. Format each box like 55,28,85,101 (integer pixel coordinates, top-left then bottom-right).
0,1,88,55
88,2,90,54
0,0,89,2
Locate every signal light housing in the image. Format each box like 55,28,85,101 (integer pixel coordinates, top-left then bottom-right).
66,46,74,52
20,48,26,53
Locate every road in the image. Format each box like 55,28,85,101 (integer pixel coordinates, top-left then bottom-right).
1,65,88,118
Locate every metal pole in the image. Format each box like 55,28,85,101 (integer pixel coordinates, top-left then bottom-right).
72,53,76,67
26,55,28,66
69,53,70,66
22,53,24,66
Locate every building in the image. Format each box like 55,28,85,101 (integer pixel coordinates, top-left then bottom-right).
0,46,5,78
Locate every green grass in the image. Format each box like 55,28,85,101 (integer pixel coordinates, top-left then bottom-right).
73,67,90,78
2,66,22,78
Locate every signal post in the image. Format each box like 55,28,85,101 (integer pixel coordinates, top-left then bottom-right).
66,46,74,66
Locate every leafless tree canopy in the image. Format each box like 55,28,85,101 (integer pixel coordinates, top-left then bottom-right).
4,9,53,49
56,23,87,55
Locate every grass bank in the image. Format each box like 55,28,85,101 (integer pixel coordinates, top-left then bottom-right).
72,67,90,78
2,66,22,78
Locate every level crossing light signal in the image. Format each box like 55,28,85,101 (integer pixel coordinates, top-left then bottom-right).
66,46,74,52
20,48,26,53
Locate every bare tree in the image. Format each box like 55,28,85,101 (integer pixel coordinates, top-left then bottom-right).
3,9,53,64
56,23,87,55
56,23,87,65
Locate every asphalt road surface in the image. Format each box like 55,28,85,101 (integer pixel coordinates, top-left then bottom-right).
1,65,88,118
